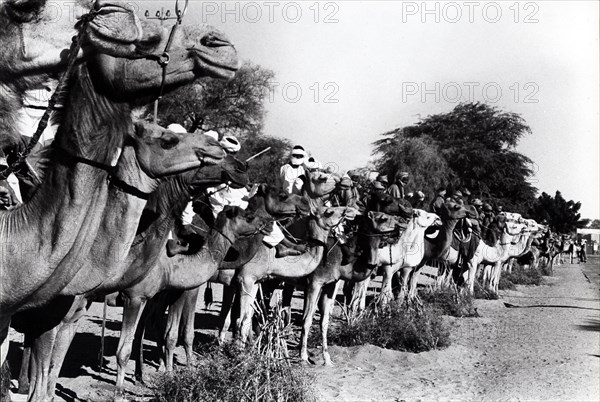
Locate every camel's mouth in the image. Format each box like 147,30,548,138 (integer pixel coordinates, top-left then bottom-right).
195,148,226,166
190,47,239,80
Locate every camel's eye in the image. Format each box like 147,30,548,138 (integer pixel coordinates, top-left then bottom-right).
160,134,179,150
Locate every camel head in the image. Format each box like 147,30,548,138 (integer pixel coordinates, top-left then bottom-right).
126,121,224,179
303,170,339,198
215,205,273,240
0,0,238,99
440,200,468,221
251,184,310,218
307,203,357,245
411,209,441,229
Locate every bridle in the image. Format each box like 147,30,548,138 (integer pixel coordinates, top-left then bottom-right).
0,0,189,182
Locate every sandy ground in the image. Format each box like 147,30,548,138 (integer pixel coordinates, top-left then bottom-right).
6,258,600,401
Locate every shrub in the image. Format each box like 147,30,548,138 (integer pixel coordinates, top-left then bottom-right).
473,280,498,300
153,343,316,402
419,286,479,317
497,275,516,290
153,297,316,402
327,300,450,353
500,266,543,288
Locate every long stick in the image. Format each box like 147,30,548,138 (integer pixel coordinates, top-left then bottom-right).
246,147,271,162
99,297,107,372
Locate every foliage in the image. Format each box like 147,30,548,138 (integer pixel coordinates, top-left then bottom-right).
372,136,451,198
327,300,450,352
373,102,537,213
152,61,275,137
499,266,543,288
418,286,479,317
473,280,498,300
154,298,314,402
153,343,316,402
529,191,587,234
237,135,292,186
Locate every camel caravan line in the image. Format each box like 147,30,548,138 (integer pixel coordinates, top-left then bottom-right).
0,1,579,401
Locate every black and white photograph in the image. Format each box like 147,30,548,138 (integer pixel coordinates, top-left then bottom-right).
0,0,598,401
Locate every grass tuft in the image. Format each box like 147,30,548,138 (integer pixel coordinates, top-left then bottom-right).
500,266,543,288
153,293,316,402
473,280,499,300
327,300,450,353
419,285,479,317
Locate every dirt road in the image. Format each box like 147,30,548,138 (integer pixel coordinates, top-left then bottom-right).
7,259,600,401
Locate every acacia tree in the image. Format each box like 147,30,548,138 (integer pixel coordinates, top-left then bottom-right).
153,61,275,138
529,191,588,233
373,102,537,213
373,136,452,199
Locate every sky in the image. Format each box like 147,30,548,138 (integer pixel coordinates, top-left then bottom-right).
152,0,599,218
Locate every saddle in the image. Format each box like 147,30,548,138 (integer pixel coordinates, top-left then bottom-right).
452,220,479,262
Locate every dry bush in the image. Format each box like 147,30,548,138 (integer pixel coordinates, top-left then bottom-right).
419,285,479,317
499,266,543,288
327,300,450,353
153,295,316,402
473,280,499,300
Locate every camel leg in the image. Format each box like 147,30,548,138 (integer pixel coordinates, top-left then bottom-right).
237,279,259,345
180,289,200,366
380,264,397,303
115,297,146,393
28,327,58,402
17,346,31,395
45,297,89,400
408,264,425,300
350,277,369,312
133,298,159,384
164,292,186,372
490,262,502,293
281,284,295,326
299,281,322,363
394,266,410,303
218,285,236,344
466,260,478,294
319,281,340,366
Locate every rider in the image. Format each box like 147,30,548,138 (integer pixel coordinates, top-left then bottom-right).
280,145,306,195
387,171,409,199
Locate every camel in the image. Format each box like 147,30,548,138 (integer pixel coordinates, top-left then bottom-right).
404,201,467,300
1,2,238,397
12,156,249,400
351,209,441,309
0,0,238,362
98,186,308,389
298,211,399,365
112,202,275,391
240,204,359,344
505,219,546,271
462,213,527,294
